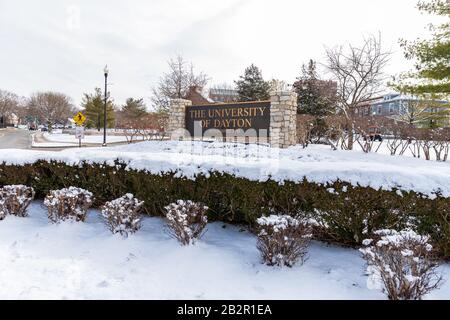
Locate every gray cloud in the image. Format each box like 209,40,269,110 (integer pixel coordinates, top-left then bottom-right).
0,0,440,108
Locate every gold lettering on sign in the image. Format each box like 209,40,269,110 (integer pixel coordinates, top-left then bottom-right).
188,104,269,132
201,120,211,128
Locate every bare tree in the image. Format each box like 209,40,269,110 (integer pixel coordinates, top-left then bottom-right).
26,92,75,130
0,90,20,126
151,55,209,113
325,34,391,149
395,96,433,125
13,96,29,125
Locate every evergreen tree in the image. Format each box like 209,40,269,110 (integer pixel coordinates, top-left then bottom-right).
293,60,337,116
235,64,270,101
394,0,449,125
82,88,115,130
122,98,148,119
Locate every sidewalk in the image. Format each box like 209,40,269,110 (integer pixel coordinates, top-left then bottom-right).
31,132,78,148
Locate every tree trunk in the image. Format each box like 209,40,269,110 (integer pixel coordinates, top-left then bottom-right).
348,122,355,150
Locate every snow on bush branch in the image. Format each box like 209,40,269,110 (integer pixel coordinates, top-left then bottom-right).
360,229,443,300
44,187,93,223
0,185,35,220
165,200,208,245
257,215,312,267
102,194,144,237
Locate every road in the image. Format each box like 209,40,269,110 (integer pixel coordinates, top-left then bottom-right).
0,128,32,149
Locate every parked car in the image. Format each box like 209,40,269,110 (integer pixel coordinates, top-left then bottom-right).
364,126,383,142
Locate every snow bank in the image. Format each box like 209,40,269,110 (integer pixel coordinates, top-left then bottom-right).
1,141,450,197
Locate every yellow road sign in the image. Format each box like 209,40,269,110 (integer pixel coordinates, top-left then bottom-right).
73,112,86,126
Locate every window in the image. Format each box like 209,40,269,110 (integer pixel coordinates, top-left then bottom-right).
389,103,395,114
377,105,382,114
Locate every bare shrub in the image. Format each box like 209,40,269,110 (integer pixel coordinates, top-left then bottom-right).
165,200,208,245
353,116,384,153
44,187,93,223
296,114,315,148
256,215,312,267
0,185,35,219
409,128,435,160
432,128,450,162
383,120,411,156
117,113,169,143
324,115,352,150
102,194,144,237
360,229,443,300
409,128,450,162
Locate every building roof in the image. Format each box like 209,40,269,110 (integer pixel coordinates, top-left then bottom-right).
372,94,448,105
185,86,215,105
209,88,239,96
359,93,448,107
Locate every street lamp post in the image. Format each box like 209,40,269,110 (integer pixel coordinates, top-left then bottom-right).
102,65,109,147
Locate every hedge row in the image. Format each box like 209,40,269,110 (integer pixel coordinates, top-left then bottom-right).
1,160,449,259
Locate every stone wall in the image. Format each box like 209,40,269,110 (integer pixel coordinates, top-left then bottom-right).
167,99,192,139
269,90,298,148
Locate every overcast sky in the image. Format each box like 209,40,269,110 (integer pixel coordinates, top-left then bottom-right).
0,0,443,108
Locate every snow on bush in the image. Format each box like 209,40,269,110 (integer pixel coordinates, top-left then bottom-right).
102,194,144,237
256,215,312,267
165,200,209,245
0,185,35,219
360,229,443,300
44,187,93,223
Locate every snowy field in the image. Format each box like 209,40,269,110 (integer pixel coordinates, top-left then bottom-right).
1,140,450,198
0,202,448,300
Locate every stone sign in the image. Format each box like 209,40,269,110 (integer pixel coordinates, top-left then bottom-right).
167,84,298,148
185,101,270,137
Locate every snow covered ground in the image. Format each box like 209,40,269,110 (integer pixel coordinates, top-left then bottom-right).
43,133,128,144
0,202,448,300
1,140,450,198
352,139,449,161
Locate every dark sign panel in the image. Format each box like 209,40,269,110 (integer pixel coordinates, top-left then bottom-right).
185,101,271,137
